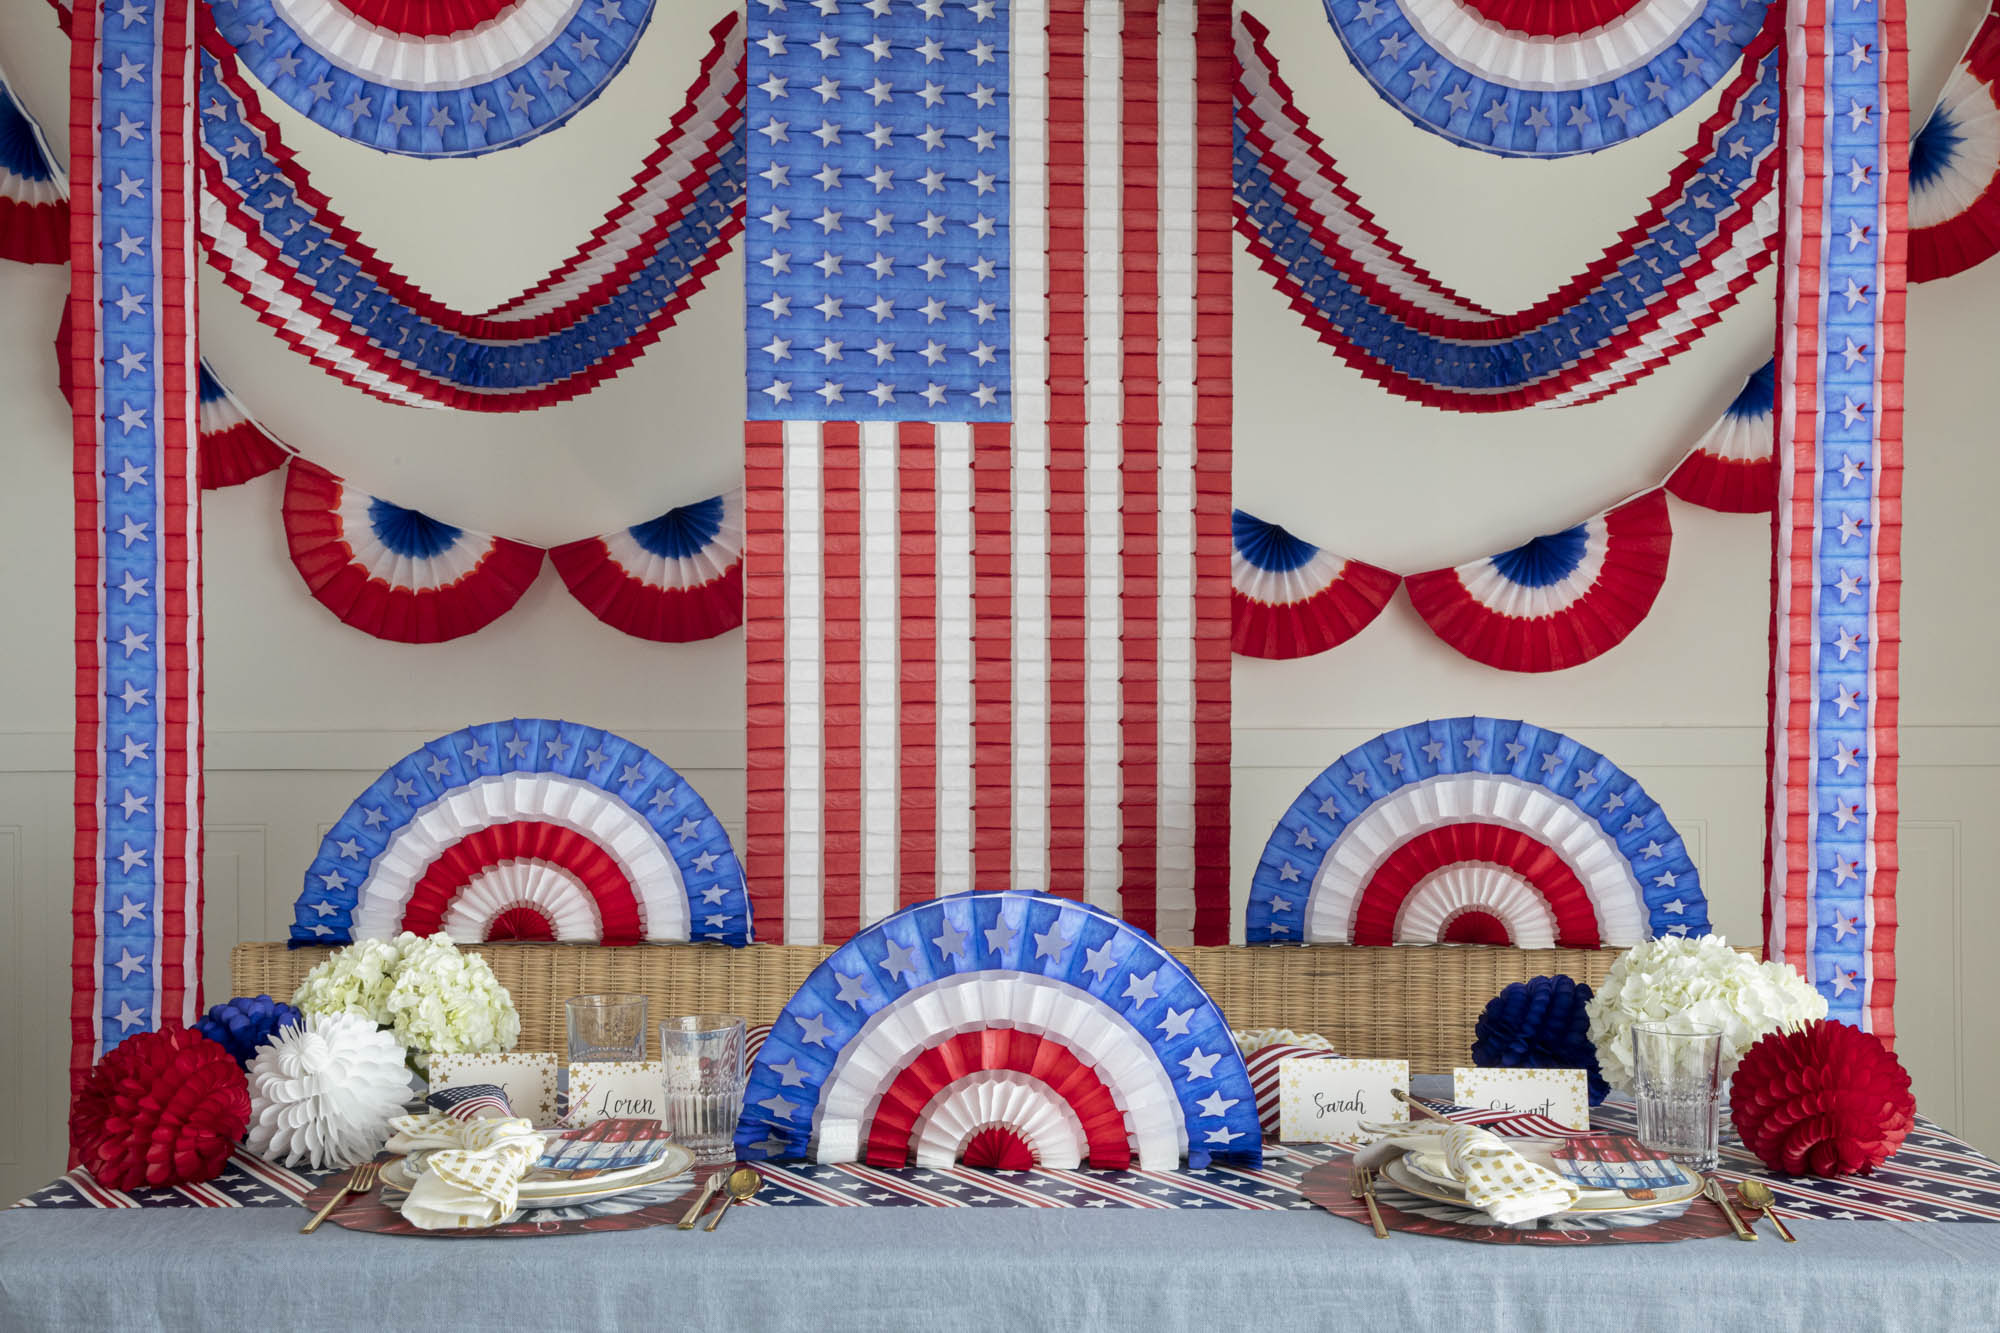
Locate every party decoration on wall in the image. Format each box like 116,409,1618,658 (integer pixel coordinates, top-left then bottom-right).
68,0,206,1109
1403,489,1672,672
289,718,751,947
1765,0,1905,1040
742,0,1237,945
1317,0,1774,157
1472,976,1610,1105
1234,11,1782,412
1665,358,1775,513
734,891,1265,1170
1730,1019,1916,1177
1246,716,1707,946
205,0,659,158
195,14,746,410
1908,1,2000,283
549,490,745,643
1230,510,1401,659
281,458,545,644
0,61,65,265
195,994,303,1067
245,1012,414,1170
70,1027,252,1190
196,364,291,488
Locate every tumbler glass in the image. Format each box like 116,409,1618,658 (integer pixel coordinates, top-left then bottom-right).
1630,1021,1724,1172
659,1014,747,1166
565,994,649,1064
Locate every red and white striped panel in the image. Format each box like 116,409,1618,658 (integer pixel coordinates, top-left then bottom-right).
1241,1043,1338,1138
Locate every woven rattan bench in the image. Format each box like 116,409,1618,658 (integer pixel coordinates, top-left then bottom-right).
232,941,1617,1075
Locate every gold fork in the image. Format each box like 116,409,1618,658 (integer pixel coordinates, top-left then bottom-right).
1350,1162,1389,1239
302,1161,380,1234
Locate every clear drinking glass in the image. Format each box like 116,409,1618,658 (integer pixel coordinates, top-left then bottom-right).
1630,1021,1723,1172
565,994,649,1064
659,1014,747,1166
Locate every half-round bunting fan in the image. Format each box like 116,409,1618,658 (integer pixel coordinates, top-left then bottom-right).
197,364,292,489
291,718,751,946
1666,360,1774,512
282,460,545,643
1246,717,1705,946
1317,0,1774,157
1403,489,1672,672
1908,2,2000,283
550,491,744,643
204,0,659,157
0,64,65,265
1231,510,1401,658
735,891,1264,1171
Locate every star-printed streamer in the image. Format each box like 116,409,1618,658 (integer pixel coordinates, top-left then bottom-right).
1230,510,1400,659
0,60,66,264
549,491,745,644
1766,0,1905,1041
1234,9,1783,412
1907,1,2000,283
290,719,751,947
1317,0,1775,157
204,0,660,158
1665,358,1776,512
735,891,1263,1169
194,11,746,410
1246,718,1707,946
68,0,205,1113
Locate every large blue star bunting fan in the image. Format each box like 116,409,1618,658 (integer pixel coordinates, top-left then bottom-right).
291,719,751,947
1247,717,1706,947
735,891,1264,1171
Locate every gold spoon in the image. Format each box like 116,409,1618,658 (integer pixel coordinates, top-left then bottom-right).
1737,1179,1797,1243
704,1166,763,1232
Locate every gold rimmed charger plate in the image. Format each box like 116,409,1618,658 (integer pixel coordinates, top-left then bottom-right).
1380,1155,1705,1216
381,1140,694,1209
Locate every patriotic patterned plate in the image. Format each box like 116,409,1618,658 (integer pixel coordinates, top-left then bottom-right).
1303,1158,1732,1243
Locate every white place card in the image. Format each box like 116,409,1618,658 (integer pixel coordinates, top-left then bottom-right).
1452,1067,1591,1131
565,1061,666,1128
428,1051,559,1126
1278,1057,1409,1143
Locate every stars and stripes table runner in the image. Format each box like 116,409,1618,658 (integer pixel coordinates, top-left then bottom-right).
1766,0,1906,1040
741,0,1233,945
67,0,205,1111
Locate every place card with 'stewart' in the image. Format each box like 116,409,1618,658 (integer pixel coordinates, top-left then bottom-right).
1452,1067,1591,1130
1278,1058,1410,1143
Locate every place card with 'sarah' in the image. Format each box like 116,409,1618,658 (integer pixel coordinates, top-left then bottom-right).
1278,1058,1410,1143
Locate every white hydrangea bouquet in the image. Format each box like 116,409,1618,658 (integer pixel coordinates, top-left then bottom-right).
1585,934,1826,1094
293,931,520,1072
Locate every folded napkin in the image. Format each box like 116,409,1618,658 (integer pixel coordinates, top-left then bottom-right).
1354,1120,1580,1225
384,1112,543,1230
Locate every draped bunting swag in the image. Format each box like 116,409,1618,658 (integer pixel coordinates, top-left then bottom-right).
0,62,66,264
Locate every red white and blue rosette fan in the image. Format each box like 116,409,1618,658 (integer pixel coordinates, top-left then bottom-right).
197,363,292,489
1231,510,1401,659
1403,489,1672,672
1246,717,1706,947
1666,360,1775,514
735,891,1263,1171
1908,2,2000,284
0,62,66,265
550,491,744,643
203,0,659,158
282,459,544,643
290,719,750,947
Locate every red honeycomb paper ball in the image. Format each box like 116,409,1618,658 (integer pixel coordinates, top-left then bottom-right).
70,1026,253,1190
1730,1019,1915,1177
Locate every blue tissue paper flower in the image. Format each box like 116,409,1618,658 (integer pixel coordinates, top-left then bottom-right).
196,994,302,1068
1472,975,1609,1105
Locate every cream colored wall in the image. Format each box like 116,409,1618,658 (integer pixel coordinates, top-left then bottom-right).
1,2,1994,1201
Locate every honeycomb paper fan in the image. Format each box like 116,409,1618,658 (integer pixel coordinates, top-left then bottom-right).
402,819,645,945
864,1032,1133,1169
1909,2,2000,283
437,859,606,943
910,1070,1092,1170
1230,509,1400,659
1404,490,1672,672
549,491,744,643
1392,864,1562,948
1351,821,1604,947
0,62,65,265
1667,360,1776,513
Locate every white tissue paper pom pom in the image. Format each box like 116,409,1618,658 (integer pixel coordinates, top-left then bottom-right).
246,1012,413,1170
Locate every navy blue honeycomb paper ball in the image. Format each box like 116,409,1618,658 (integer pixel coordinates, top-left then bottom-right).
196,994,302,1068
1472,975,1609,1105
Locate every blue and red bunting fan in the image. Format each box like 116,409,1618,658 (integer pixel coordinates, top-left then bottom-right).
196,364,291,489
281,459,545,644
1909,2,2000,283
1404,490,1672,673
1230,510,1400,659
0,63,66,265
549,491,744,643
1666,360,1776,514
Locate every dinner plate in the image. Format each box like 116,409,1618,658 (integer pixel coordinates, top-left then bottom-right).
1381,1154,1705,1215
381,1140,694,1209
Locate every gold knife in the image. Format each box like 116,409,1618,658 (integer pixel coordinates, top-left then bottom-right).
1704,1177,1757,1241
677,1172,723,1231
1351,1163,1390,1239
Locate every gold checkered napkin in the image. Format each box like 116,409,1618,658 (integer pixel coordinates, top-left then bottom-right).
384,1112,544,1230
1354,1121,1580,1224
